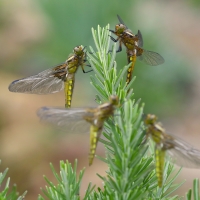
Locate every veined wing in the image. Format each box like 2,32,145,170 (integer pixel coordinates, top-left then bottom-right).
117,14,128,29
165,134,200,168
136,30,143,48
37,107,94,134
137,49,164,66
8,63,66,94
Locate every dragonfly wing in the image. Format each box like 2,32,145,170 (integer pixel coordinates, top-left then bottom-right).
136,30,143,47
117,15,128,29
166,135,200,168
8,64,67,94
137,49,164,66
37,107,93,134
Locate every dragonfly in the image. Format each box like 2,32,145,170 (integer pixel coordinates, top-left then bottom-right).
145,114,200,187
109,15,164,84
8,45,92,108
37,95,119,165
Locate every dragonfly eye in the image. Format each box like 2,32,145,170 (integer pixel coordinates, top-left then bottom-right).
115,24,125,34
109,95,119,106
74,46,84,55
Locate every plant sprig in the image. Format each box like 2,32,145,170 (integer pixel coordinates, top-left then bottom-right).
0,160,27,200
39,160,94,200
38,24,199,200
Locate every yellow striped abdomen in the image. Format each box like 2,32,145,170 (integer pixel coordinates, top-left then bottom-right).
126,54,137,84
89,125,100,166
64,75,75,108
155,148,165,187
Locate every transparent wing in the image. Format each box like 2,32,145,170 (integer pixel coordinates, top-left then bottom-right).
117,14,128,29
136,30,143,47
165,134,200,168
37,107,94,134
137,49,164,66
8,64,66,94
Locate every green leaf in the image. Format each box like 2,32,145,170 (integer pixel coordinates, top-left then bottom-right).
39,160,94,200
0,161,27,200
193,179,200,200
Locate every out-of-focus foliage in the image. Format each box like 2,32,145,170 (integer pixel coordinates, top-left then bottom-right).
1,0,197,116
186,179,200,200
0,161,27,200
190,0,200,7
0,0,196,116
1,1,200,199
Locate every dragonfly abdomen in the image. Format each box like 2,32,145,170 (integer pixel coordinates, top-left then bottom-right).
126,54,137,84
155,147,165,187
64,75,75,108
89,125,101,166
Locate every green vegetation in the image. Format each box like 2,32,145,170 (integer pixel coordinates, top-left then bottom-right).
1,2,200,198
0,161,26,200
37,25,199,200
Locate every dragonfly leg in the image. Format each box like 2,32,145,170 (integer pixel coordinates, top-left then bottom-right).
82,69,93,73
109,43,122,54
109,35,118,43
116,42,122,53
108,29,115,34
81,65,93,73
141,135,148,145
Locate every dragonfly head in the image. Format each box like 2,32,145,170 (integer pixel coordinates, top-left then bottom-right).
109,95,119,106
115,24,126,35
145,114,158,125
73,45,85,56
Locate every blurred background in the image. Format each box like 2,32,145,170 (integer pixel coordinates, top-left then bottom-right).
1,0,200,199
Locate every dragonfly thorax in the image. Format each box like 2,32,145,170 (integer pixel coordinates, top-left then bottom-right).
109,95,119,106
67,62,79,74
149,127,163,145
124,31,135,39
119,32,140,53
66,53,85,74
98,103,115,116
